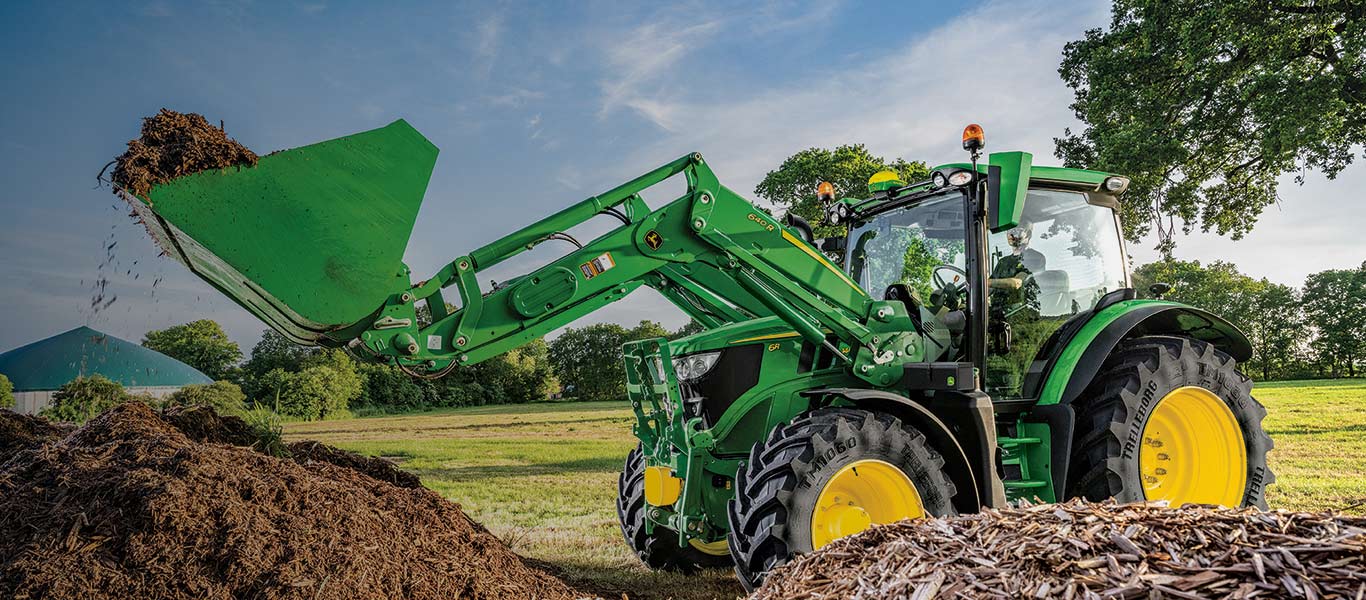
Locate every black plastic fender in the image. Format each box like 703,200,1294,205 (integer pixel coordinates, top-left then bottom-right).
805,388,1006,512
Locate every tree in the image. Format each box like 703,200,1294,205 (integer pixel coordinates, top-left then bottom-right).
41,375,129,423
1302,263,1366,377
1241,281,1307,381
355,362,425,411
755,145,929,238
1057,1,1365,251
547,321,670,402
670,319,706,339
495,338,557,403
164,381,248,415
242,330,314,377
142,320,243,380
628,320,671,342
549,323,630,402
0,374,13,409
238,329,315,399
1134,259,1305,380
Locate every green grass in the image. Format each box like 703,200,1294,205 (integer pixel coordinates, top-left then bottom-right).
284,380,1366,600
1256,378,1366,512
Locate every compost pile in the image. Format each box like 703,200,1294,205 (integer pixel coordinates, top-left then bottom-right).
0,411,73,456
0,403,581,600
109,108,258,197
754,500,1366,600
289,440,422,489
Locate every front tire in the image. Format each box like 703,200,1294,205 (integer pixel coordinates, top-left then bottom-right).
616,446,732,572
1067,336,1274,508
726,407,957,591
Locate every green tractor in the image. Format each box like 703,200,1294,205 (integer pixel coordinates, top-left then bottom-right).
119,120,1272,590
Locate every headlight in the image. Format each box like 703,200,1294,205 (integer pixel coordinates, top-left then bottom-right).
932,172,948,188
948,170,974,186
671,351,720,382
1103,176,1129,193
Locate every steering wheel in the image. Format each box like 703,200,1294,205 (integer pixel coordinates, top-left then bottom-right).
932,265,968,294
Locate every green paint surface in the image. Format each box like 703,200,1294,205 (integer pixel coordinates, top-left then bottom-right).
1035,299,1181,405
137,120,438,339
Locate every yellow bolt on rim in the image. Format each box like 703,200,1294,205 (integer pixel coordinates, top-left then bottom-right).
688,538,730,556
1139,386,1247,508
811,459,924,549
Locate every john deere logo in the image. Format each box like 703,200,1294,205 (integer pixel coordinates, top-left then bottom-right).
644,230,664,250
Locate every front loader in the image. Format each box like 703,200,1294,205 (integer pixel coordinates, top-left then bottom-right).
118,120,1273,590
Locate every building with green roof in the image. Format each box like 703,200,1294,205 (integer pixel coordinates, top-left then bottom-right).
0,326,211,414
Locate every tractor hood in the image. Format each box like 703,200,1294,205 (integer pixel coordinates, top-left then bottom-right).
668,316,800,356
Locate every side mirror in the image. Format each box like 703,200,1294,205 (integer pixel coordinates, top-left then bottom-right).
986,151,1032,233
819,237,846,254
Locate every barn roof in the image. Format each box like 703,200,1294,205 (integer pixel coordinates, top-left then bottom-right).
0,326,212,391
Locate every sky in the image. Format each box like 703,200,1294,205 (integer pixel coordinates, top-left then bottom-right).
1,0,1363,353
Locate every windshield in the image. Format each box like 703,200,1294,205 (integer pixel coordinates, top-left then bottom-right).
845,191,967,300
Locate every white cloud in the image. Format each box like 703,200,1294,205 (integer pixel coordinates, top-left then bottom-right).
598,18,723,129
487,87,545,107
749,0,844,34
473,11,504,77
587,0,1361,293
596,0,1110,198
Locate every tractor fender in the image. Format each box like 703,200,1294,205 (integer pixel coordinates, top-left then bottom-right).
805,388,997,513
1045,300,1252,409
1028,300,1253,500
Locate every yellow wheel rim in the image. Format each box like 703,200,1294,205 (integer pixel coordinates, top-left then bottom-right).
1139,386,1247,507
810,459,924,549
688,538,729,556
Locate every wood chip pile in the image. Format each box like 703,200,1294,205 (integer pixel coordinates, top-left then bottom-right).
0,403,580,600
108,108,258,198
753,499,1366,600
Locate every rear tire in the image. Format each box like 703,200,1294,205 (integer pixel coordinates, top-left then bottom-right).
726,407,957,592
1067,335,1274,508
616,446,733,572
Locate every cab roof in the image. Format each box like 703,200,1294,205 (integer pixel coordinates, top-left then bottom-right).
932,162,1115,187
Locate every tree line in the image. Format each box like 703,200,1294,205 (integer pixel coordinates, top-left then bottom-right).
1134,260,1366,380
31,316,701,423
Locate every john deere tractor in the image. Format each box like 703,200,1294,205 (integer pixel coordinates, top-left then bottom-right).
118,120,1272,589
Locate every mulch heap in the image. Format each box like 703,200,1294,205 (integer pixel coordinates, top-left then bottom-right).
0,411,74,457
109,108,258,198
754,500,1366,600
0,403,582,600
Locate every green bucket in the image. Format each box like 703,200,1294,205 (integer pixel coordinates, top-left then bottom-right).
123,119,438,344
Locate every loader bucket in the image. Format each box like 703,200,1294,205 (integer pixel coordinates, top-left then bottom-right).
122,119,438,345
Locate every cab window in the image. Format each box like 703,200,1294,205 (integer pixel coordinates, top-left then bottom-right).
985,189,1128,398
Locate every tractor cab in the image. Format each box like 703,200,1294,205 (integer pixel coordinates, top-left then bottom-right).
830,127,1133,403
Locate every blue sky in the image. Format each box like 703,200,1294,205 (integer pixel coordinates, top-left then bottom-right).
2,0,1362,352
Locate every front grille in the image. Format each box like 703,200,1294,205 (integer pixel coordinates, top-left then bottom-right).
683,345,763,428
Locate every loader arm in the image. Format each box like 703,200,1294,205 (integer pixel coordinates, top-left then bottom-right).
122,122,938,386
361,153,924,386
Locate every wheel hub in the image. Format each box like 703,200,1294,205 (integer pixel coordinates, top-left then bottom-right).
687,538,729,556
1139,386,1247,507
811,459,924,549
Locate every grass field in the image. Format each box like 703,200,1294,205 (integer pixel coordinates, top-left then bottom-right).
285,379,1366,600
